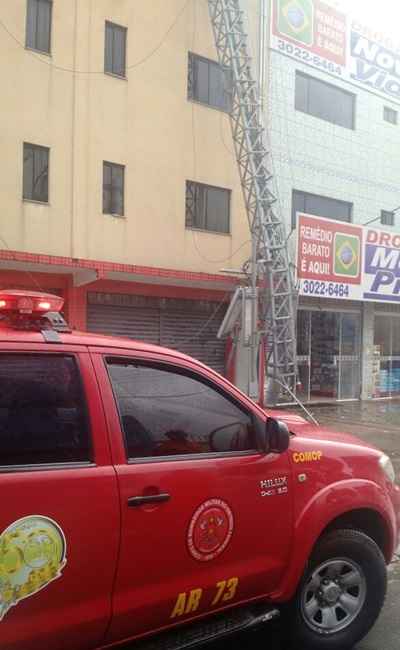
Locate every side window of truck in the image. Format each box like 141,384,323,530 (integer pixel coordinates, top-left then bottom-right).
106,358,257,459
0,354,91,467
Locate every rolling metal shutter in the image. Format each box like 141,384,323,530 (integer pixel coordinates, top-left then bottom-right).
160,305,226,375
87,293,227,375
87,294,160,344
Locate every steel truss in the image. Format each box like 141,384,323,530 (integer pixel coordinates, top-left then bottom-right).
208,0,297,396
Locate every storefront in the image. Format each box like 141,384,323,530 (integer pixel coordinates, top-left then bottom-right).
373,307,400,398
295,213,400,403
0,250,235,378
297,304,361,402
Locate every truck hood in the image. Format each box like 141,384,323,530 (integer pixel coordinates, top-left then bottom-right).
266,409,379,452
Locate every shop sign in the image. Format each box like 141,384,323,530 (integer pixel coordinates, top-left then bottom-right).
271,0,400,104
296,213,400,304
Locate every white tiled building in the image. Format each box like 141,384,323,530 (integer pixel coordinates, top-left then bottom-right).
264,0,400,401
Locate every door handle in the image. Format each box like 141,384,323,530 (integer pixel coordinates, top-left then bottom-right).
127,493,170,507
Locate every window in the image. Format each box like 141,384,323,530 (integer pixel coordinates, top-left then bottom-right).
384,106,398,125
26,0,52,54
104,21,127,77
103,162,125,216
292,190,352,229
0,355,91,467
188,53,232,112
381,210,395,226
106,360,256,459
23,143,49,203
186,181,230,233
295,71,355,129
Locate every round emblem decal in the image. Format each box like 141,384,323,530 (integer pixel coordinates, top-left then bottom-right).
187,499,234,562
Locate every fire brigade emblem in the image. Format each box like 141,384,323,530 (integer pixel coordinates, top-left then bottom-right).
187,499,234,562
0,516,67,621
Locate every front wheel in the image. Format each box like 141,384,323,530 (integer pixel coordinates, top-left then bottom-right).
289,529,387,650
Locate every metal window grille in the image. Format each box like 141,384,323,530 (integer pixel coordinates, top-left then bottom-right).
185,181,230,233
188,52,232,112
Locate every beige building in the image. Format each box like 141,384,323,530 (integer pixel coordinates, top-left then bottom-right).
0,0,257,374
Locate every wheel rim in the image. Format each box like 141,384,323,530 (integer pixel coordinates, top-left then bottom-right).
301,557,367,634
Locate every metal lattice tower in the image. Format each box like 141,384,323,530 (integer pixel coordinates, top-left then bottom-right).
208,0,297,395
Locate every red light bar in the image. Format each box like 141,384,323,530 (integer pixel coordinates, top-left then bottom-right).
0,290,64,315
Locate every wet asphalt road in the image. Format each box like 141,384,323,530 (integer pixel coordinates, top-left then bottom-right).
205,547,400,650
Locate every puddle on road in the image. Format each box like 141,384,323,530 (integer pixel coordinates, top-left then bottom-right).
307,400,400,429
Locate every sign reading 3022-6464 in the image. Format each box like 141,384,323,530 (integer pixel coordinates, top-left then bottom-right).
296,213,400,304
271,0,400,105
296,213,363,301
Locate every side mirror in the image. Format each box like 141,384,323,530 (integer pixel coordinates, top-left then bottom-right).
265,418,290,454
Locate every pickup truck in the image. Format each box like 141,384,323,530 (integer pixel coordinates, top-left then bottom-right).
0,290,399,650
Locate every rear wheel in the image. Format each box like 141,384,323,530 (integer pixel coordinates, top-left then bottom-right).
289,529,387,650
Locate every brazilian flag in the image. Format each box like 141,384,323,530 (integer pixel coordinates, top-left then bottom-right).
334,234,360,278
277,0,314,46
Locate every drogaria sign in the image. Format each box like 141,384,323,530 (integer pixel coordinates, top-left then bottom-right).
296,213,400,303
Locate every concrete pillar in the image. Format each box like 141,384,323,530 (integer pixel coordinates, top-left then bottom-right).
361,302,375,400
66,281,87,331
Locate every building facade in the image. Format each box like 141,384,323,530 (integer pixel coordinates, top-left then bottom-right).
266,0,400,402
3,0,399,402
0,0,262,376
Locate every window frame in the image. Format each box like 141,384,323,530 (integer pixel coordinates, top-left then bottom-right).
105,356,263,464
291,189,353,230
383,106,398,125
104,20,127,79
185,180,231,234
0,353,94,473
188,52,232,113
295,70,356,130
381,209,395,227
103,161,125,216
25,0,52,55
23,142,50,204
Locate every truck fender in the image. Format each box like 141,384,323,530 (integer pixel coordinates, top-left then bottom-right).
272,478,395,602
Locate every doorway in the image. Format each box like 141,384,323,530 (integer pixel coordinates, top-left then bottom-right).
296,310,361,402
374,315,400,397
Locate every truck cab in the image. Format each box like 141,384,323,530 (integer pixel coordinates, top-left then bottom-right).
0,290,399,650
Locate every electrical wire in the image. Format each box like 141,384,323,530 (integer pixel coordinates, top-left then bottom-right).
0,235,44,292
269,375,320,425
0,0,191,74
177,292,230,342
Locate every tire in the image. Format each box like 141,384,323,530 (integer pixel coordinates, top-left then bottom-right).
288,529,387,650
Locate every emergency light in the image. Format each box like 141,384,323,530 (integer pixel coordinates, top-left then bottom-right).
0,290,64,315
0,290,69,336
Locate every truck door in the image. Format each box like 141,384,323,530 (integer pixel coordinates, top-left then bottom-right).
0,349,119,650
92,351,293,644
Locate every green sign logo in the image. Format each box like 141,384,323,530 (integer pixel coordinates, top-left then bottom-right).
334,233,360,278
277,0,314,46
